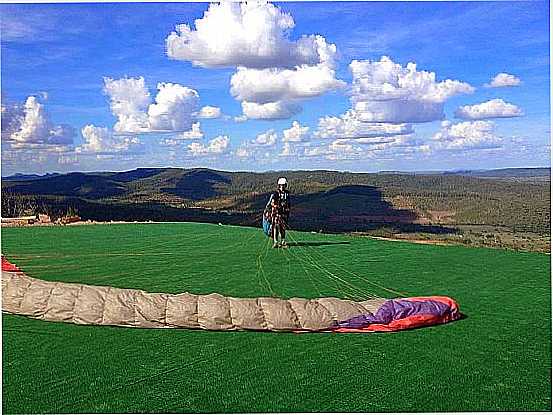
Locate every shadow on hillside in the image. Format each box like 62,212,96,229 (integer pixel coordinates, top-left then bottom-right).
286,241,351,247
164,170,230,201
3,173,127,199
247,185,458,235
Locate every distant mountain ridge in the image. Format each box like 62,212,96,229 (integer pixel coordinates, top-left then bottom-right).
4,167,549,182
2,167,550,246
443,167,550,178
2,172,62,181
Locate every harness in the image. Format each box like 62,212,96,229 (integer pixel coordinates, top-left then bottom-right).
263,190,290,236
268,191,289,216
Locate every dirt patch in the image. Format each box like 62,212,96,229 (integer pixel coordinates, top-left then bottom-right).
1,220,159,228
362,235,454,246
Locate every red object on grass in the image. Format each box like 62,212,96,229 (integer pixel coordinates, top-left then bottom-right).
332,296,461,333
1,257,21,272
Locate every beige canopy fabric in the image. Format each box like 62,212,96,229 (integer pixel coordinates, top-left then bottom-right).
1,269,387,332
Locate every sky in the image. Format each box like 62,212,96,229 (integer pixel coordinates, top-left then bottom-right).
1,1,550,175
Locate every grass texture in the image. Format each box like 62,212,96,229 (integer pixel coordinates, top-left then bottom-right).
1,222,551,413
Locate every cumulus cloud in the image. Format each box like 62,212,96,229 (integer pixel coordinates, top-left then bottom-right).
251,129,277,146
233,62,342,120
291,129,431,161
305,56,470,149
241,100,301,120
166,2,335,69
77,124,142,154
336,134,430,156
353,100,445,124
230,64,344,104
455,99,523,120
485,73,521,88
350,56,474,123
234,130,279,160
103,77,150,133
197,105,221,119
1,100,24,136
165,1,343,120
234,114,248,123
301,140,363,160
314,109,414,140
432,120,502,150
283,121,309,142
175,122,204,140
1,95,74,148
326,140,364,160
102,77,202,135
187,135,230,156
147,83,200,132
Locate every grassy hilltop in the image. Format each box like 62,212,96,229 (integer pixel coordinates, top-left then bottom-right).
2,223,551,413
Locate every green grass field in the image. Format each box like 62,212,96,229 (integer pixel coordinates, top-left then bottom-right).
2,223,551,413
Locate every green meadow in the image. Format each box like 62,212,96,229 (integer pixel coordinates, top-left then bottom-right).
2,223,551,413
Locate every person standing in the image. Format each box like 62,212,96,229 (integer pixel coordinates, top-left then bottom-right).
267,177,290,248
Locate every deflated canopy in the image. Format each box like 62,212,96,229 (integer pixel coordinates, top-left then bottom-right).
2,257,460,333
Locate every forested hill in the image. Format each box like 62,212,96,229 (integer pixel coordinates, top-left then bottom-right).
1,167,550,251
442,167,551,180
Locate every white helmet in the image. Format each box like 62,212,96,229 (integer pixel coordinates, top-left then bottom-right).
277,177,287,186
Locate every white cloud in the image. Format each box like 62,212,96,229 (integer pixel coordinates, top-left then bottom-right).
165,1,342,120
362,135,427,152
197,105,222,119
302,145,331,158
235,145,252,159
252,129,277,146
350,56,474,123
1,100,24,136
279,142,297,157
283,121,309,142
57,154,78,165
103,76,150,133
432,120,502,150
353,100,445,124
159,138,181,147
331,134,431,158
485,73,521,88
230,64,344,104
326,140,364,160
147,83,200,132
175,122,204,140
102,77,201,135
78,124,142,154
234,114,248,123
300,140,364,160
455,99,523,120
292,130,431,161
315,109,414,140
231,61,342,120
1,95,74,148
234,131,280,160
187,135,230,156
241,100,301,120
165,2,335,69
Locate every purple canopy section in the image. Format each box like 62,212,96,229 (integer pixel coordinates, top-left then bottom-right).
335,298,458,330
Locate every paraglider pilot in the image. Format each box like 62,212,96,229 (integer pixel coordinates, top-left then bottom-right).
267,177,290,248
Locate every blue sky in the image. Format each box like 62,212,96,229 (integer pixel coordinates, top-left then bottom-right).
1,1,550,174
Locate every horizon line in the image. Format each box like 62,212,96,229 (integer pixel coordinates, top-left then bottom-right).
2,165,551,178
